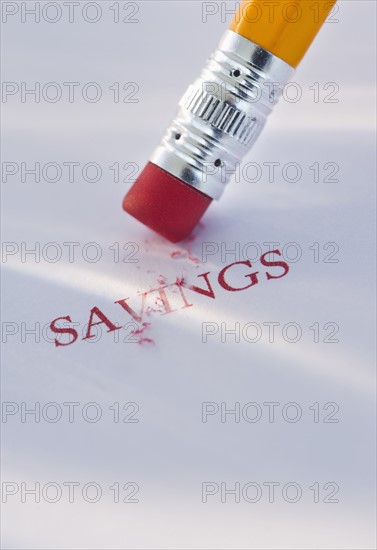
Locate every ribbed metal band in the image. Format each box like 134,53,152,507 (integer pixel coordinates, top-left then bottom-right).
150,30,294,200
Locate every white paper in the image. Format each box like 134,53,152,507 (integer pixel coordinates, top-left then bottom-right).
1,1,376,548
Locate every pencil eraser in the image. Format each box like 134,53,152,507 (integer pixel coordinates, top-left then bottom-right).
123,162,212,243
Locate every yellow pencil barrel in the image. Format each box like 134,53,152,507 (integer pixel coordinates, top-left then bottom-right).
229,0,337,67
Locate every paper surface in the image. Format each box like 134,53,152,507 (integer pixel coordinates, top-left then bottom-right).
1,1,376,548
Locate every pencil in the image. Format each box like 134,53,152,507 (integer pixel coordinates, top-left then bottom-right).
123,0,337,242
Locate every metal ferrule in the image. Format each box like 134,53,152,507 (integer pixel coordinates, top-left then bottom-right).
150,30,294,200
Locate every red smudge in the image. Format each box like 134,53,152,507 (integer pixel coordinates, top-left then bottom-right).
170,250,186,259
170,232,202,265
175,275,185,286
157,274,168,285
138,337,155,346
131,322,155,346
188,253,200,264
145,306,159,316
131,322,150,336
154,296,164,308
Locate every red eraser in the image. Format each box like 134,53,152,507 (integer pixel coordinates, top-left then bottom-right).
123,162,212,243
